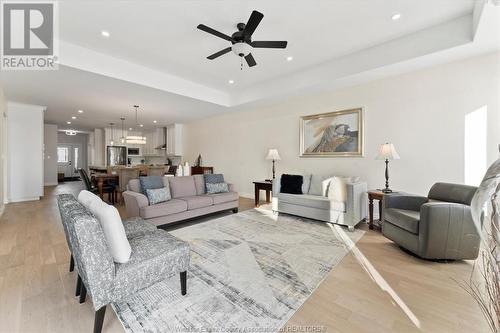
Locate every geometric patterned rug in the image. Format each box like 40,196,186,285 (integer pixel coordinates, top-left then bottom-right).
112,206,364,333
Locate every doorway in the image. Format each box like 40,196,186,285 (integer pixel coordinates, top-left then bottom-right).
57,143,83,179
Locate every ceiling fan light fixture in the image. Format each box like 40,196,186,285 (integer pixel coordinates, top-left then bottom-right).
232,42,251,57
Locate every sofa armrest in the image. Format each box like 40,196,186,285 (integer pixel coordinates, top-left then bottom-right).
418,202,480,259
344,182,368,226
384,194,428,211
123,191,149,218
272,178,281,196
227,183,236,192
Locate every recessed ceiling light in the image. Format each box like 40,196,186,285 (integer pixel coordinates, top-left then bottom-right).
391,13,401,20
71,116,76,120
139,124,144,127
228,80,234,84
78,109,83,113
153,120,157,124
66,121,71,124
286,56,293,61
129,127,133,131
101,30,110,37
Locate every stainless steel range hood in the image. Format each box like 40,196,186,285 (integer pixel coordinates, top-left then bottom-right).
155,127,167,150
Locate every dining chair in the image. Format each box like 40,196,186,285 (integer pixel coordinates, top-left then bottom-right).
78,169,116,204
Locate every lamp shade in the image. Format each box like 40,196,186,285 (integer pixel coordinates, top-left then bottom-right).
266,149,281,160
376,143,400,160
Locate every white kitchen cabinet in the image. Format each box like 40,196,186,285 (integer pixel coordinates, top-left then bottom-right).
166,124,183,156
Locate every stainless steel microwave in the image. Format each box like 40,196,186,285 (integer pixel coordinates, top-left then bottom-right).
127,147,141,156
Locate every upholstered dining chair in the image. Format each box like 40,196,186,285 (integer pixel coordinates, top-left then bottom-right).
382,182,480,260
117,167,140,203
148,166,167,177
78,168,116,204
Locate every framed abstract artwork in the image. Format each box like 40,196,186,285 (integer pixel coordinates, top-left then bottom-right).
300,108,364,157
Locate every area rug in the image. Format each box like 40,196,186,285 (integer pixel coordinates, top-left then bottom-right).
112,206,364,333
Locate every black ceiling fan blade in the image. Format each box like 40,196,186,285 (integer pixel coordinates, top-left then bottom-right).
207,47,232,60
243,10,264,37
197,24,233,41
251,41,288,48
245,53,257,67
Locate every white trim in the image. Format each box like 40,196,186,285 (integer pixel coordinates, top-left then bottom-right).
7,197,40,203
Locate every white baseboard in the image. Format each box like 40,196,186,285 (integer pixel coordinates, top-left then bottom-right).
44,182,58,186
7,197,40,203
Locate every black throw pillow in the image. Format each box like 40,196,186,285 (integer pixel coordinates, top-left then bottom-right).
280,174,303,194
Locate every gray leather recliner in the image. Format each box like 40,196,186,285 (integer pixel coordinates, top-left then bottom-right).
382,182,480,260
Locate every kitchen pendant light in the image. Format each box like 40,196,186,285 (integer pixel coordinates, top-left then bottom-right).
120,117,126,144
109,123,115,146
126,105,146,144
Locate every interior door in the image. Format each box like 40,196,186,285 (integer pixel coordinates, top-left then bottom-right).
57,144,83,178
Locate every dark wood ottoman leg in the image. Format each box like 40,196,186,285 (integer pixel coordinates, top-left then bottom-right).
75,275,82,297
180,271,187,295
93,306,106,333
79,283,87,303
69,254,75,272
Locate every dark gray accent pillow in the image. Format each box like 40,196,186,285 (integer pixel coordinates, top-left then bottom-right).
139,176,164,194
280,174,303,195
204,173,224,184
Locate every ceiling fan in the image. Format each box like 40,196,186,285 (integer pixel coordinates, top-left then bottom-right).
197,10,288,68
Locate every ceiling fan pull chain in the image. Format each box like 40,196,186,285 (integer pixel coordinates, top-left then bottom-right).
240,56,243,71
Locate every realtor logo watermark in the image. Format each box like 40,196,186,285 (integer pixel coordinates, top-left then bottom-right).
1,1,59,70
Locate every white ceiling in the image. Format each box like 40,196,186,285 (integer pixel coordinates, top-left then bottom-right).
58,0,475,90
1,0,499,131
0,66,224,131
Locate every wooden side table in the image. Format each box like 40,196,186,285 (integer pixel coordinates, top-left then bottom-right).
367,190,385,230
253,181,273,207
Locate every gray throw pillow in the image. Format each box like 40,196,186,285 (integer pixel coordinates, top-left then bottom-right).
204,173,224,184
302,174,312,194
139,176,164,194
145,187,171,205
204,174,224,192
206,182,229,194
309,175,327,196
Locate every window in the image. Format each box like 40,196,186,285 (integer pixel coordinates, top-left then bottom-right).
74,147,79,170
57,147,69,163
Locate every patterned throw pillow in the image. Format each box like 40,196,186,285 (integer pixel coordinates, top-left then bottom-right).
145,187,171,205
139,176,164,194
206,182,229,194
204,174,224,192
204,173,224,184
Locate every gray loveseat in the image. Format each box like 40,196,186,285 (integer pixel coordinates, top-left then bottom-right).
57,194,190,333
382,182,480,260
272,174,367,231
123,175,239,226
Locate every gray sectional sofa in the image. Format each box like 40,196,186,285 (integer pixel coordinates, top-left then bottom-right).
123,175,239,226
272,174,367,231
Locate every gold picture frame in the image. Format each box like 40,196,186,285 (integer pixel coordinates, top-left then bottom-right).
300,108,364,157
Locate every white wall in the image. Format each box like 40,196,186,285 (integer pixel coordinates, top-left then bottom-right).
7,102,45,202
183,53,500,197
0,87,7,213
44,124,58,185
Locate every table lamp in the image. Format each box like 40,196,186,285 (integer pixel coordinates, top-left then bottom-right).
265,149,281,180
376,143,400,193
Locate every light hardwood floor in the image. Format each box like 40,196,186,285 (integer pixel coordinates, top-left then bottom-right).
0,182,488,333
